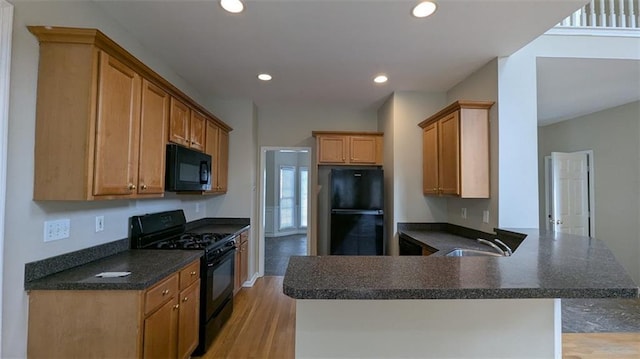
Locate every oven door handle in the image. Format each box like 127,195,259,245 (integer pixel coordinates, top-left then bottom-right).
207,248,235,267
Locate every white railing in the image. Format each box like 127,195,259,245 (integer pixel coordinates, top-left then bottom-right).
558,0,640,28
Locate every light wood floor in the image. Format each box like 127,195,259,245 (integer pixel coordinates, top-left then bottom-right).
201,276,295,359
201,276,639,359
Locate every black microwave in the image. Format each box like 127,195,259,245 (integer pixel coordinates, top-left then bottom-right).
165,144,212,192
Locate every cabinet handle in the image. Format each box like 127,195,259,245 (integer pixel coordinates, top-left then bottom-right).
128,183,137,190
140,184,147,190
182,297,189,302
432,187,437,192
162,289,170,296
173,304,180,310
190,271,197,276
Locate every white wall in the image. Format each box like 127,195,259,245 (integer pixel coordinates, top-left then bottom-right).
538,101,640,284
377,96,395,254
258,102,378,254
3,2,232,356
205,98,257,278
386,92,448,254
446,59,499,233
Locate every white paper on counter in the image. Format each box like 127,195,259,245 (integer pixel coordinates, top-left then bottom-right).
95,272,131,278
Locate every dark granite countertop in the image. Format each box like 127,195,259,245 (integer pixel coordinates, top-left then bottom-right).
25,250,203,290
24,217,250,291
283,227,639,300
186,217,250,237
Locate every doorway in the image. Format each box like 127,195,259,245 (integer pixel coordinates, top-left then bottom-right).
258,147,311,276
544,150,595,236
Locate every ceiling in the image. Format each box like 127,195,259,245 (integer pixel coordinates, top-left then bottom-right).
537,57,640,126
85,0,585,112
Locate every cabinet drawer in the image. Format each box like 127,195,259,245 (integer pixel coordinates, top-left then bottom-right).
145,274,179,315
179,260,200,290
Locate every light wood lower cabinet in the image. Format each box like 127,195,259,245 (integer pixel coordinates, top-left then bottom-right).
27,260,201,359
234,230,249,295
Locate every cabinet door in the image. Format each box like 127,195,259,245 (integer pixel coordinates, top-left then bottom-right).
189,111,206,151
422,123,439,195
138,79,168,195
93,51,141,196
205,121,220,193
318,135,348,164
234,243,242,295
240,239,249,284
217,129,229,192
169,97,190,147
143,297,178,359
349,136,377,164
438,112,460,195
178,280,200,359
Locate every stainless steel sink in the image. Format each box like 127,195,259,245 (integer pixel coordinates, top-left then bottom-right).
444,248,504,257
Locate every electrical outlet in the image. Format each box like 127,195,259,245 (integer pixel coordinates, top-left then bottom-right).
483,210,490,224
461,208,467,219
95,216,104,232
44,219,70,242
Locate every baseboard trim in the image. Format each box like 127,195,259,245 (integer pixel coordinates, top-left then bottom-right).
242,272,260,288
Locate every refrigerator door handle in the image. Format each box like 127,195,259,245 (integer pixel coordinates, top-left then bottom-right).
331,209,383,215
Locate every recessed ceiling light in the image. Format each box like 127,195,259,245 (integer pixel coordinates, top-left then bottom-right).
412,1,437,18
258,73,272,81
220,0,244,14
374,75,388,84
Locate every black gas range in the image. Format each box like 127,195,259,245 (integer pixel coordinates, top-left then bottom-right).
129,209,236,356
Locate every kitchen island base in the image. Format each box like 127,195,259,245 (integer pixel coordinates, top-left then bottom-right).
296,298,561,358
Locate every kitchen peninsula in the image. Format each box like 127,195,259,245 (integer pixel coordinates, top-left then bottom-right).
283,225,639,358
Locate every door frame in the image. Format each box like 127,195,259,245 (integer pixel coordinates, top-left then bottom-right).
544,150,595,236
0,0,13,355
257,146,312,277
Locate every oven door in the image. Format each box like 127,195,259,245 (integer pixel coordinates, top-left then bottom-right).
205,248,235,320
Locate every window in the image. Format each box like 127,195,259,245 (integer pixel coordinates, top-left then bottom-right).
279,166,296,229
300,167,308,228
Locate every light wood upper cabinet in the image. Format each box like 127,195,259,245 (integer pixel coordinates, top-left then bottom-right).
317,135,348,164
138,79,169,195
93,52,142,197
189,111,206,151
169,97,191,147
313,131,383,166
168,99,206,152
204,121,229,194
349,136,379,164
422,122,439,195
28,26,232,200
418,101,493,198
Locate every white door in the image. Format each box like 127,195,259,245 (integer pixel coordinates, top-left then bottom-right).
551,152,590,236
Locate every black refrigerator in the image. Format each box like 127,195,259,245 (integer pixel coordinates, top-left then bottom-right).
330,168,384,255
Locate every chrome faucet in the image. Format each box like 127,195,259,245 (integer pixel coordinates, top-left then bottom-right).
477,238,506,256
494,239,513,256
